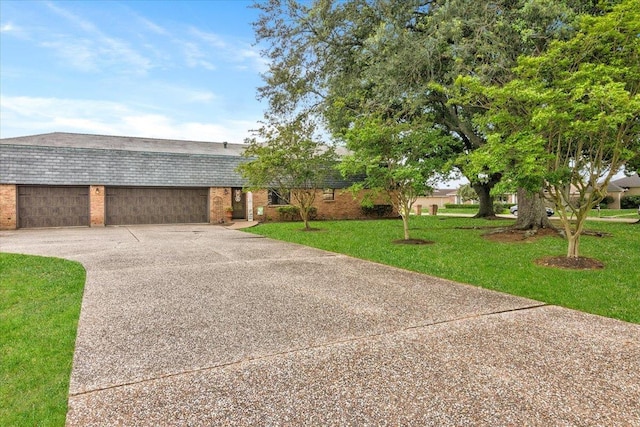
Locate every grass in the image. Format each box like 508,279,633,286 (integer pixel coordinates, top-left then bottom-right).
245,216,640,324
0,253,85,427
587,208,638,218
438,207,640,219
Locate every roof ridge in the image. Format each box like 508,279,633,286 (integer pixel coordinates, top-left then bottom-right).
1,131,243,146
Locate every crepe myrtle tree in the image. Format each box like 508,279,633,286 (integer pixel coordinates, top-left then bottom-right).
457,0,640,258
340,115,458,241
238,115,338,230
456,183,478,204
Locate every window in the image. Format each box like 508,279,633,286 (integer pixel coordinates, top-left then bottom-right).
323,188,335,201
268,189,289,205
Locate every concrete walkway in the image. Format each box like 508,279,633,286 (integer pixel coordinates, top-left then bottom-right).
1,224,638,426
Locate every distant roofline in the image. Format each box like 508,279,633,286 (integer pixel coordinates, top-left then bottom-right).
0,132,246,156
0,131,235,145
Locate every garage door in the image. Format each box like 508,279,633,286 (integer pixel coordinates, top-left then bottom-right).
18,186,89,228
106,187,209,225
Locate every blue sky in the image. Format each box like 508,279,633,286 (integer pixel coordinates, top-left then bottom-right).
0,0,266,143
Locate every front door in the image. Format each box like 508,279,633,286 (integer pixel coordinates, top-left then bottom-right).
231,188,246,219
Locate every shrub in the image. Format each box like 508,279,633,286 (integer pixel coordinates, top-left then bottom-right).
361,204,393,217
493,202,507,214
621,195,640,209
275,206,317,221
599,195,615,209
443,203,480,210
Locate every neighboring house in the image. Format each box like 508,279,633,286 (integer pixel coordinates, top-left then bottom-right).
0,132,372,230
612,172,640,196
415,188,458,209
601,182,626,209
602,172,640,209
415,188,516,209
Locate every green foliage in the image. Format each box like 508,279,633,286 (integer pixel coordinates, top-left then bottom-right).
493,202,508,214
245,216,640,323
360,204,394,218
276,205,318,221
457,0,640,257
621,195,640,209
1,253,85,426
456,184,478,203
238,115,337,229
444,203,482,210
339,114,457,239
254,0,599,220
599,195,615,208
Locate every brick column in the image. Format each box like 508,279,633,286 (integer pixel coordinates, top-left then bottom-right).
90,185,105,227
209,187,227,224
0,184,17,230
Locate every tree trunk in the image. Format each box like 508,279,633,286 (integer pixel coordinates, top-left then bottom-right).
513,188,553,230
402,214,410,240
299,204,312,230
567,232,580,258
472,176,500,218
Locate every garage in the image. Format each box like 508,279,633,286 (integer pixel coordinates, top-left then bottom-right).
106,187,209,225
18,185,89,228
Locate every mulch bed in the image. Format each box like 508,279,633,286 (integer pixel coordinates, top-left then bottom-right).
481,227,560,243
534,256,605,270
392,238,435,245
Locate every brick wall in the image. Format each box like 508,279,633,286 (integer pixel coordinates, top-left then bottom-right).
250,190,269,222
209,187,228,224
255,188,394,222
90,185,105,227
0,184,17,230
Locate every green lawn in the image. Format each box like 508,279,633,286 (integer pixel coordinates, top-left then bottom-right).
587,208,638,218
437,207,640,219
0,253,85,427
245,216,640,324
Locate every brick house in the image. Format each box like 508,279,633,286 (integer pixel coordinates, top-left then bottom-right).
0,132,377,230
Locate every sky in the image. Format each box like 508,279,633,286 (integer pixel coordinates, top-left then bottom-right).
0,0,267,143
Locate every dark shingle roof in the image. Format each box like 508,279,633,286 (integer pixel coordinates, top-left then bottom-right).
0,132,355,188
0,132,245,156
612,172,640,189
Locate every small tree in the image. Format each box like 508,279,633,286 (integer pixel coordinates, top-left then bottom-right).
238,116,337,230
460,0,640,259
457,184,478,204
340,115,456,241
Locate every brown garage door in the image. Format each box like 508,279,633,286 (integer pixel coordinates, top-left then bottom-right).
18,186,89,228
106,187,209,225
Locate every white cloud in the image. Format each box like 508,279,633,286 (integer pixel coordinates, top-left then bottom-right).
189,27,228,49
1,22,15,32
187,27,267,73
40,38,99,72
137,16,168,36
0,21,29,39
181,41,217,70
41,2,153,74
45,1,99,33
0,95,257,143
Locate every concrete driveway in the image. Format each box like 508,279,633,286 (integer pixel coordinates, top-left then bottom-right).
1,224,638,426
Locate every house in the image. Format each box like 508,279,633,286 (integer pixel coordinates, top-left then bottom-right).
612,173,640,195
0,132,373,230
414,188,458,209
604,172,640,209
601,182,626,209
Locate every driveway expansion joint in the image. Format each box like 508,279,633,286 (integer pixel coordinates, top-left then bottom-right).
68,302,550,399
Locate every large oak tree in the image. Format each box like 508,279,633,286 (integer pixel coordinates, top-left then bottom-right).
252,0,599,222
